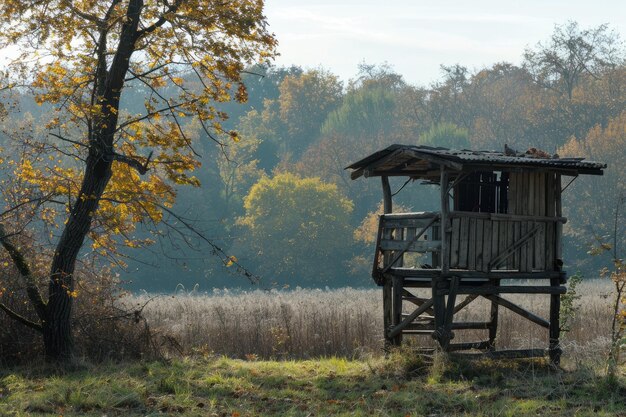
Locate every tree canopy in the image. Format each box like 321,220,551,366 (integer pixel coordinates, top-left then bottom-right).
238,173,355,286
0,0,277,361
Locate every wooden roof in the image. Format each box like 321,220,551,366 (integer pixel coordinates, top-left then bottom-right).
346,144,606,180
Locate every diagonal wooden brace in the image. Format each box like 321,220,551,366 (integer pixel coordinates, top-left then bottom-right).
483,294,550,328
387,298,434,339
488,223,540,270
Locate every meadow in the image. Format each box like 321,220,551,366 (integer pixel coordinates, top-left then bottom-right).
133,279,615,364
0,279,624,416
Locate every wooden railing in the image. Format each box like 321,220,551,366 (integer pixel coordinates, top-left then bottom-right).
374,211,565,277
374,212,441,276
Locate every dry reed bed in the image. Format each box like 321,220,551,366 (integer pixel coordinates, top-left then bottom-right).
130,279,615,361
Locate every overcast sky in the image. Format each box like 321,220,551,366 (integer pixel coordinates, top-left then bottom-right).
264,0,626,86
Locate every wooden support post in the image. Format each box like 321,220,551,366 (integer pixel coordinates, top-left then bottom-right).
432,168,450,348
432,279,446,347
442,276,459,350
488,279,500,350
549,276,562,365
381,176,393,275
383,278,393,350
440,168,450,275
550,174,563,365
555,174,562,264
382,176,392,214
392,276,404,346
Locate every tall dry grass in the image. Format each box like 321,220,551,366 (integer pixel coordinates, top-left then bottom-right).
130,279,615,363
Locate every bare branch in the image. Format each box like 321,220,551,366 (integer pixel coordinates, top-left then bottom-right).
49,133,88,148
137,0,181,37
0,302,43,332
0,223,47,324
112,150,153,175
116,100,192,132
153,203,261,284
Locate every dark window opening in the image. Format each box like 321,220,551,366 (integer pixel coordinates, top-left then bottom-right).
454,171,509,214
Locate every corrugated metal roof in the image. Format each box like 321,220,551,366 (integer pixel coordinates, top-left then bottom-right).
346,144,606,179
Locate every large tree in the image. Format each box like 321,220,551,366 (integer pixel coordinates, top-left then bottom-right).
0,0,276,361
524,21,624,100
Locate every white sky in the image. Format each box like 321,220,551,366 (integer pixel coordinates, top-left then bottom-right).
264,0,626,86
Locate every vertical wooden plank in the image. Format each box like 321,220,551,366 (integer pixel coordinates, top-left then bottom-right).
506,219,515,269
491,220,499,270
498,219,507,270
519,221,528,272
431,225,440,268
535,173,544,216
546,221,555,271
534,173,545,270
475,219,484,271
451,217,460,268
483,219,492,272
555,174,563,262
468,217,477,270
535,222,546,271
546,173,556,271
406,226,416,269
526,221,535,272
382,224,392,270
459,216,470,269
528,173,535,216
394,227,404,267
513,220,521,271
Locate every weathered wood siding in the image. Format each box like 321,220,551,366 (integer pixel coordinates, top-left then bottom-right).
447,212,563,272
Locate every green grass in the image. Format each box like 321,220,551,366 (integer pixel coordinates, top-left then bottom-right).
0,356,624,416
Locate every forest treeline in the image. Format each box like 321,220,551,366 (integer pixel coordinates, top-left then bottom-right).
2,21,624,291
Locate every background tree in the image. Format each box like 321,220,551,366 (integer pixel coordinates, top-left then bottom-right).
237,173,356,286
558,110,626,272
277,69,343,159
0,0,276,361
524,21,624,99
418,122,470,149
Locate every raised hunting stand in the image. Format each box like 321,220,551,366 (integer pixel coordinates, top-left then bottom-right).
346,145,606,364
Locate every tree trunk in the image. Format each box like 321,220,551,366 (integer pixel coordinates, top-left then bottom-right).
41,0,142,362
44,153,113,361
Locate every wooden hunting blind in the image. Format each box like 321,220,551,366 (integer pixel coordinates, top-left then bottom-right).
346,144,606,363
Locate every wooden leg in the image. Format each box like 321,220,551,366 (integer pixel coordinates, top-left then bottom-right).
488,279,500,351
392,276,404,346
442,276,459,350
383,278,393,350
432,278,446,348
549,278,562,365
